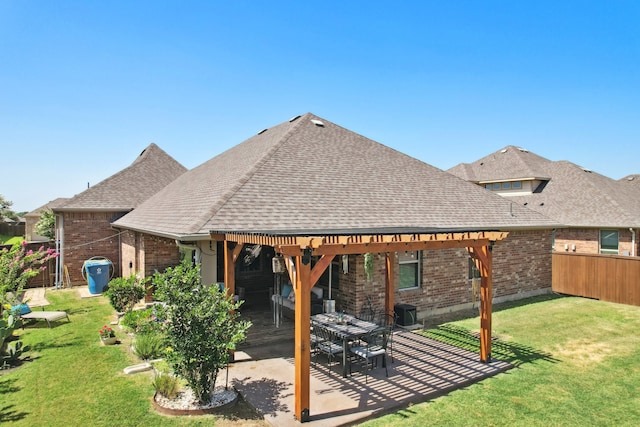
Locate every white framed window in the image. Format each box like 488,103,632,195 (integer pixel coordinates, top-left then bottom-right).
399,251,421,290
512,181,522,189
600,230,619,255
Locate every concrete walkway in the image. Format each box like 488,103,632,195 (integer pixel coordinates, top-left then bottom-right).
228,330,511,426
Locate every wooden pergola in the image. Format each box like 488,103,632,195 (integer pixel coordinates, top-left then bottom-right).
211,230,507,422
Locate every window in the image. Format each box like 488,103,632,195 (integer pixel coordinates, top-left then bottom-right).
502,182,511,190
600,230,619,255
485,184,492,190
512,181,522,189
493,183,501,190
399,251,420,289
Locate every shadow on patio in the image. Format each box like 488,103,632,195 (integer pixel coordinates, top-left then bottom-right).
228,329,554,427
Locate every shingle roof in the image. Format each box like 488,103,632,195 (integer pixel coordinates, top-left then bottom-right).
25,198,70,218
449,147,640,228
55,144,187,212
113,114,558,239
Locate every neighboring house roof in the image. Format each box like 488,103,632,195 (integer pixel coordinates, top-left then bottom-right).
449,146,640,228
620,174,640,190
25,198,70,218
113,113,557,240
55,143,187,212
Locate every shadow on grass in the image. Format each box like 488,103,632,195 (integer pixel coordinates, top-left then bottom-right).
422,324,558,367
0,377,29,423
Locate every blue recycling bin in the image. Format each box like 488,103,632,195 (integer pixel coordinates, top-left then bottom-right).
83,259,112,294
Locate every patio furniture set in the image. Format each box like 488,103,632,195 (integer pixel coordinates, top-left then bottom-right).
311,311,396,382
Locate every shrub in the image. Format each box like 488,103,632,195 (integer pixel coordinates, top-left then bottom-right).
0,242,57,307
152,370,180,399
153,260,251,404
133,332,166,360
104,274,148,313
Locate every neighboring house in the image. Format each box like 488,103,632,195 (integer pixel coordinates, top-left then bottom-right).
52,143,187,286
448,146,640,257
113,114,557,320
24,198,69,242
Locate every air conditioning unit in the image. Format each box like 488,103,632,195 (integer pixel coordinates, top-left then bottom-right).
272,255,285,273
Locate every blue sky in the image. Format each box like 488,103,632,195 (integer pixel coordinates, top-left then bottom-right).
1,1,638,212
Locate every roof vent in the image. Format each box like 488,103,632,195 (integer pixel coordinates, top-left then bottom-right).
501,148,508,153
628,176,636,181
517,147,529,152
289,115,301,122
257,128,268,135
311,119,324,127
582,168,592,173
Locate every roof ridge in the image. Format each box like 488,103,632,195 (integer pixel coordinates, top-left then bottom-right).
186,113,310,233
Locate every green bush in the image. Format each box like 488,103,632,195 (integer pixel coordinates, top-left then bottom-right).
133,332,166,360
104,274,148,313
153,260,251,404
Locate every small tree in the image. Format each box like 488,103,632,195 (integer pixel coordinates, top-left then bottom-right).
0,242,58,306
104,274,148,313
153,261,251,404
34,209,56,240
0,194,17,222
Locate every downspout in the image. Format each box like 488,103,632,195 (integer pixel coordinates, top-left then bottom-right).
631,228,636,257
56,214,64,288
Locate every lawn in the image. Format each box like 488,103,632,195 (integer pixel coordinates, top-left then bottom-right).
0,289,266,427
0,235,23,245
362,294,640,427
3,291,640,426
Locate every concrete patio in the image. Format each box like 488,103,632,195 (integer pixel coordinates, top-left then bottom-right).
228,329,512,426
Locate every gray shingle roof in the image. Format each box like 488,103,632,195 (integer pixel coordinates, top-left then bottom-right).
55,144,187,212
113,114,558,239
25,198,70,218
449,146,640,228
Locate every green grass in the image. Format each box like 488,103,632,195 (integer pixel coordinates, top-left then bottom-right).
4,292,640,426
0,235,23,245
0,289,245,426
362,295,640,426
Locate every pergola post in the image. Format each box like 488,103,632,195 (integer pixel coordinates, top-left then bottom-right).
468,243,494,362
385,252,395,315
294,250,312,422
223,241,243,298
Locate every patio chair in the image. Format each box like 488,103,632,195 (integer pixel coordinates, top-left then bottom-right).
377,312,397,362
357,306,376,322
314,324,344,370
349,326,389,383
20,309,70,328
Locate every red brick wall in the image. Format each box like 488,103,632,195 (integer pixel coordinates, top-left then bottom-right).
555,228,636,256
337,229,553,320
61,211,124,285
118,230,180,278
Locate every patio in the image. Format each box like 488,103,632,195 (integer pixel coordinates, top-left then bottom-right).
229,328,512,426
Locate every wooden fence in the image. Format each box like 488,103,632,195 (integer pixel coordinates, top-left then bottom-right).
0,223,25,237
552,252,640,306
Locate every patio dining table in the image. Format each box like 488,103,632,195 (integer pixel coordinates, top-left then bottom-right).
311,312,379,377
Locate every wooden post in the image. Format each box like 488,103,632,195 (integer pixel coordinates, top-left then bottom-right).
223,241,243,298
385,252,395,315
476,243,493,362
294,250,312,422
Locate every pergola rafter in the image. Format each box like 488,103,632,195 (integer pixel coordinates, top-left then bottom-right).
213,229,507,422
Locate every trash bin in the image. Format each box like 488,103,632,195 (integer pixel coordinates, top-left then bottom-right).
82,258,112,294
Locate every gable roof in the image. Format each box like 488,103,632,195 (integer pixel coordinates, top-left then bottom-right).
55,143,187,212
25,198,70,218
113,114,557,239
449,146,640,228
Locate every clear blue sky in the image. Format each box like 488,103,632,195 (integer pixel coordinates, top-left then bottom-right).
1,1,638,213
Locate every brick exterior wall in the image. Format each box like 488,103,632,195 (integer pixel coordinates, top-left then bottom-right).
336,229,553,321
119,230,181,278
555,228,637,256
61,211,124,285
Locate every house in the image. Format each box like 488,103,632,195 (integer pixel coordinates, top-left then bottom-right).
448,146,640,257
113,114,558,321
24,198,69,242
52,143,187,285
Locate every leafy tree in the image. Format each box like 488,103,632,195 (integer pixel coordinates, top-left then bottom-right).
153,261,251,404
34,209,56,240
0,242,58,306
0,195,17,222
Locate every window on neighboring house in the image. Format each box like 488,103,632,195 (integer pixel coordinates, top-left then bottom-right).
512,181,522,189
492,183,501,190
502,182,511,189
485,184,492,190
600,230,619,255
399,251,421,290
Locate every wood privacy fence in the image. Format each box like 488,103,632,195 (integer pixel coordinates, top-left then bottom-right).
552,252,640,306
0,223,25,236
